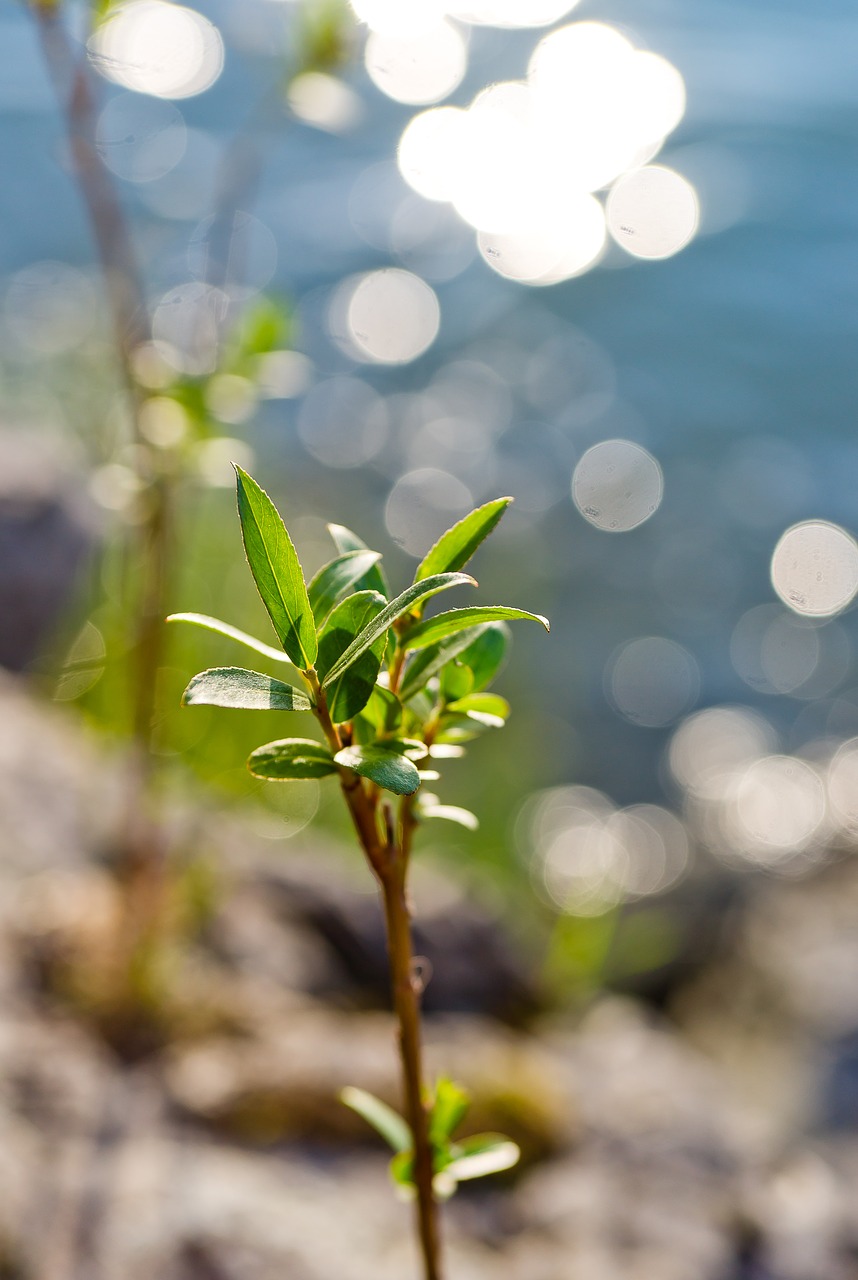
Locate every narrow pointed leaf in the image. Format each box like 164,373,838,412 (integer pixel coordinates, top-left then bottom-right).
419,804,479,831
182,667,312,711
166,613,294,665
458,622,509,691
316,591,387,722
340,1087,410,1153
448,693,510,722
321,573,475,689
234,466,317,668
398,625,488,702
445,1135,520,1182
308,550,383,627
430,1079,471,1148
416,497,512,583
403,606,549,653
247,738,336,779
328,523,390,598
334,744,420,796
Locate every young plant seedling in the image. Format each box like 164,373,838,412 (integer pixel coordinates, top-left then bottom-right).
170,466,549,1280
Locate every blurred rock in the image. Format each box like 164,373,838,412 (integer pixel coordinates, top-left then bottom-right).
0,430,97,671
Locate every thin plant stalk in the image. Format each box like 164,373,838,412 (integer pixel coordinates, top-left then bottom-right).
307,670,442,1280
30,1,174,948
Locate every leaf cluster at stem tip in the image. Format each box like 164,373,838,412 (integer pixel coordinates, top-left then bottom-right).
168,464,549,805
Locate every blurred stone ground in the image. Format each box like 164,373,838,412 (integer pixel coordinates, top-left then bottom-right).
3,672,858,1279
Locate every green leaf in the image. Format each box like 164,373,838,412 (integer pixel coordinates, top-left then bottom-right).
182,667,312,711
435,714,492,743
334,744,421,796
430,1079,471,1149
439,660,473,703
340,1087,410,1153
166,613,294,666
447,693,510,724
316,591,387,722
359,682,402,734
321,573,475,689
458,623,509,692
398,625,489,702
418,804,479,831
444,1134,520,1182
403,606,549,653
415,497,512,583
308,550,384,627
247,738,336,779
390,1150,415,1191
328,523,390,598
234,466,317,669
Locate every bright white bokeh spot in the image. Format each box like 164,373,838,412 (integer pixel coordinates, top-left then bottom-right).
525,786,689,915
195,436,254,487
478,193,605,284
398,108,469,202
730,604,821,696
96,93,186,183
727,756,827,865
297,376,388,469
620,804,689,896
365,21,467,105
448,0,581,26
152,282,230,375
288,73,363,133
771,521,858,618
607,166,699,260
394,18,689,288
606,636,699,728
89,2,224,100
187,211,278,298
330,269,440,364
668,706,776,799
350,0,447,36
385,467,473,557
572,439,663,532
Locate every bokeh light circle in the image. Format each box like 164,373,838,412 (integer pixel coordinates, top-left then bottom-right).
572,439,663,532
365,21,467,105
385,467,473,557
95,93,186,183
330,269,440,364
89,2,225,100
607,166,699,260
771,520,858,618
606,636,699,728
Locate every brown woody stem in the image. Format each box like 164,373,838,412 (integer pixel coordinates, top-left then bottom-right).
306,671,442,1280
